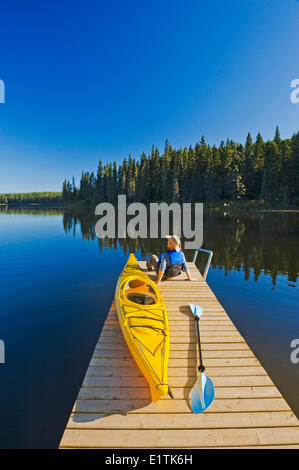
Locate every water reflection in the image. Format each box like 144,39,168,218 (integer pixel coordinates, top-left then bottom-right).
62,210,299,284
1,205,297,284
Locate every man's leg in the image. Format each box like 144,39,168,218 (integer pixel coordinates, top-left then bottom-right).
146,254,159,274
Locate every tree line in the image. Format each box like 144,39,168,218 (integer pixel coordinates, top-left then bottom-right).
62,127,299,207
0,192,62,206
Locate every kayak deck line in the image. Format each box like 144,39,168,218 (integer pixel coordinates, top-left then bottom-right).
59,261,299,449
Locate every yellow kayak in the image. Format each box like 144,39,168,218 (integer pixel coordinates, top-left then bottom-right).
115,253,172,402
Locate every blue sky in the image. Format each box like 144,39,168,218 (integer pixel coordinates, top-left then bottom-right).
0,0,298,192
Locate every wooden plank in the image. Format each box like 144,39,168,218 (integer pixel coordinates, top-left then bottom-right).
114,313,228,319
86,365,268,377
108,310,228,317
60,427,299,448
96,342,249,351
98,335,246,344
89,357,260,368
102,324,238,332
93,349,255,359
72,398,291,414
109,318,232,324
82,375,274,388
66,411,299,430
99,330,241,339
216,445,299,449
77,386,282,400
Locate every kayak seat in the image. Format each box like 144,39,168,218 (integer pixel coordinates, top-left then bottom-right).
127,292,156,305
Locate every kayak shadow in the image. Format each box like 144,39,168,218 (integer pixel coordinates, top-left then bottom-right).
72,391,152,421
70,288,158,423
71,334,153,422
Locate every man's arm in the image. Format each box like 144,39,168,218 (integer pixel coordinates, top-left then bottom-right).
155,269,164,285
155,253,168,285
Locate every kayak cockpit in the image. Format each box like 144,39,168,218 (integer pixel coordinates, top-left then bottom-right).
122,277,158,306
126,292,155,305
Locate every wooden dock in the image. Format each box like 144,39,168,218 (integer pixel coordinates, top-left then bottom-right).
60,261,299,448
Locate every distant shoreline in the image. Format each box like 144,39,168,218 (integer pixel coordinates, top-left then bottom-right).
1,200,298,213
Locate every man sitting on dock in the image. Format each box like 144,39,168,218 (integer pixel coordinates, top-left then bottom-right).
146,235,193,285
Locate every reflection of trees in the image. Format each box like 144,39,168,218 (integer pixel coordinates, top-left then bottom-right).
201,212,298,284
63,210,97,240
62,210,298,284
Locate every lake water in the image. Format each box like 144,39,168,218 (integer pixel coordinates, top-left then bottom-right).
0,207,298,448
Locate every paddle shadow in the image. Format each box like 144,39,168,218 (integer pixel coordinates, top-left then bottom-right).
178,305,197,411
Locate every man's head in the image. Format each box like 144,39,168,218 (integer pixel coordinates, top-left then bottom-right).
166,235,181,252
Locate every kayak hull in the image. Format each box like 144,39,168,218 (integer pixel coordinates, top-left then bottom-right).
115,253,170,402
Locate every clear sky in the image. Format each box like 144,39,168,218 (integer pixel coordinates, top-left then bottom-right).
0,0,298,192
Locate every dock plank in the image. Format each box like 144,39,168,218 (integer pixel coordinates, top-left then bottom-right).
59,261,299,449
61,427,299,448
66,411,299,430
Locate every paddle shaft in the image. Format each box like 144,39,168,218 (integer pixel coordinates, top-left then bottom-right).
195,317,205,372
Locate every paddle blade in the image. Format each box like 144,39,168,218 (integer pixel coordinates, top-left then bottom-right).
189,303,203,319
191,372,215,413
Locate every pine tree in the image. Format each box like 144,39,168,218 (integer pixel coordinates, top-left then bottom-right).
279,140,292,206
62,179,68,200
112,161,118,203
243,133,255,198
95,159,104,203
71,176,77,200
252,133,265,199
261,141,281,205
274,126,281,147
289,132,299,205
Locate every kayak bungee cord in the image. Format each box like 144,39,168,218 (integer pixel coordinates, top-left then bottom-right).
128,324,166,333
122,304,165,320
126,315,164,322
131,334,166,357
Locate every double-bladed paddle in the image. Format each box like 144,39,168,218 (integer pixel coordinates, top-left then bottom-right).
189,303,215,413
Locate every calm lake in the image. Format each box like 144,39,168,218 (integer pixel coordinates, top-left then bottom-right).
0,207,298,448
